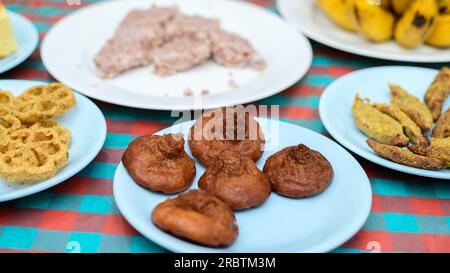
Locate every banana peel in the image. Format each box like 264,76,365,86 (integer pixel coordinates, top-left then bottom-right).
316,0,357,31
346,0,395,42
395,0,438,48
426,13,450,47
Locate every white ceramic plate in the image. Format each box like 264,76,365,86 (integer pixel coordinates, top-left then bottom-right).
0,80,107,202
113,118,372,252
41,0,312,110
0,11,38,74
319,66,450,180
277,0,450,63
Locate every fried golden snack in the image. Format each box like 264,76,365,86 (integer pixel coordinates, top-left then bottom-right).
122,133,196,194
189,107,264,166
0,90,15,128
409,137,450,167
12,83,76,123
25,120,71,146
373,103,429,145
263,144,333,198
390,84,433,132
352,95,409,146
198,150,271,210
432,107,450,138
0,126,70,183
0,114,21,137
0,90,14,108
366,139,446,170
151,189,238,247
424,67,450,121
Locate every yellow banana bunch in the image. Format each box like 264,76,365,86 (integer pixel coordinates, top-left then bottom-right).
316,0,357,31
395,0,439,48
346,0,395,42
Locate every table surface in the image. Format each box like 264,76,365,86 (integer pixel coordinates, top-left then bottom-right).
0,0,449,253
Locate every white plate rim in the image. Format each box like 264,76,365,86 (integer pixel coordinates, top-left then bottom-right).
0,79,107,202
277,0,450,63
41,0,313,110
0,11,39,74
113,118,372,253
319,66,450,180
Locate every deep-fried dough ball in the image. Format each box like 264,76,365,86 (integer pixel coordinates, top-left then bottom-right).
122,133,196,194
198,150,271,210
189,107,264,166
151,189,238,247
263,144,333,198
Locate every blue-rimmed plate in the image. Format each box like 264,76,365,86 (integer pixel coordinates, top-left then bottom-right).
0,11,38,74
113,118,372,252
0,80,107,202
319,66,450,180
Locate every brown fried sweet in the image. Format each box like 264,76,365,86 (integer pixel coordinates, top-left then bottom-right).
189,107,264,166
122,133,196,194
263,144,333,198
151,189,238,247
198,150,271,210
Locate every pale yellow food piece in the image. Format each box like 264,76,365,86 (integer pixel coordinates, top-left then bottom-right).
394,0,438,48
316,0,357,31
390,84,433,132
426,14,450,48
0,4,17,58
346,0,395,42
373,103,429,145
352,95,409,146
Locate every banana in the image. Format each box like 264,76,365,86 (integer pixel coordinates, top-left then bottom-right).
392,0,415,14
346,0,395,42
394,0,438,48
437,0,450,13
316,0,357,31
426,14,450,47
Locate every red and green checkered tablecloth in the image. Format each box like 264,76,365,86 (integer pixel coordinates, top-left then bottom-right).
0,0,449,253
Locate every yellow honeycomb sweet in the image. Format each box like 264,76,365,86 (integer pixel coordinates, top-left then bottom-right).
0,83,75,183
13,83,76,123
0,127,69,183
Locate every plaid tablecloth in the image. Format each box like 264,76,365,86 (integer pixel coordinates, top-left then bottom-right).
0,0,449,253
